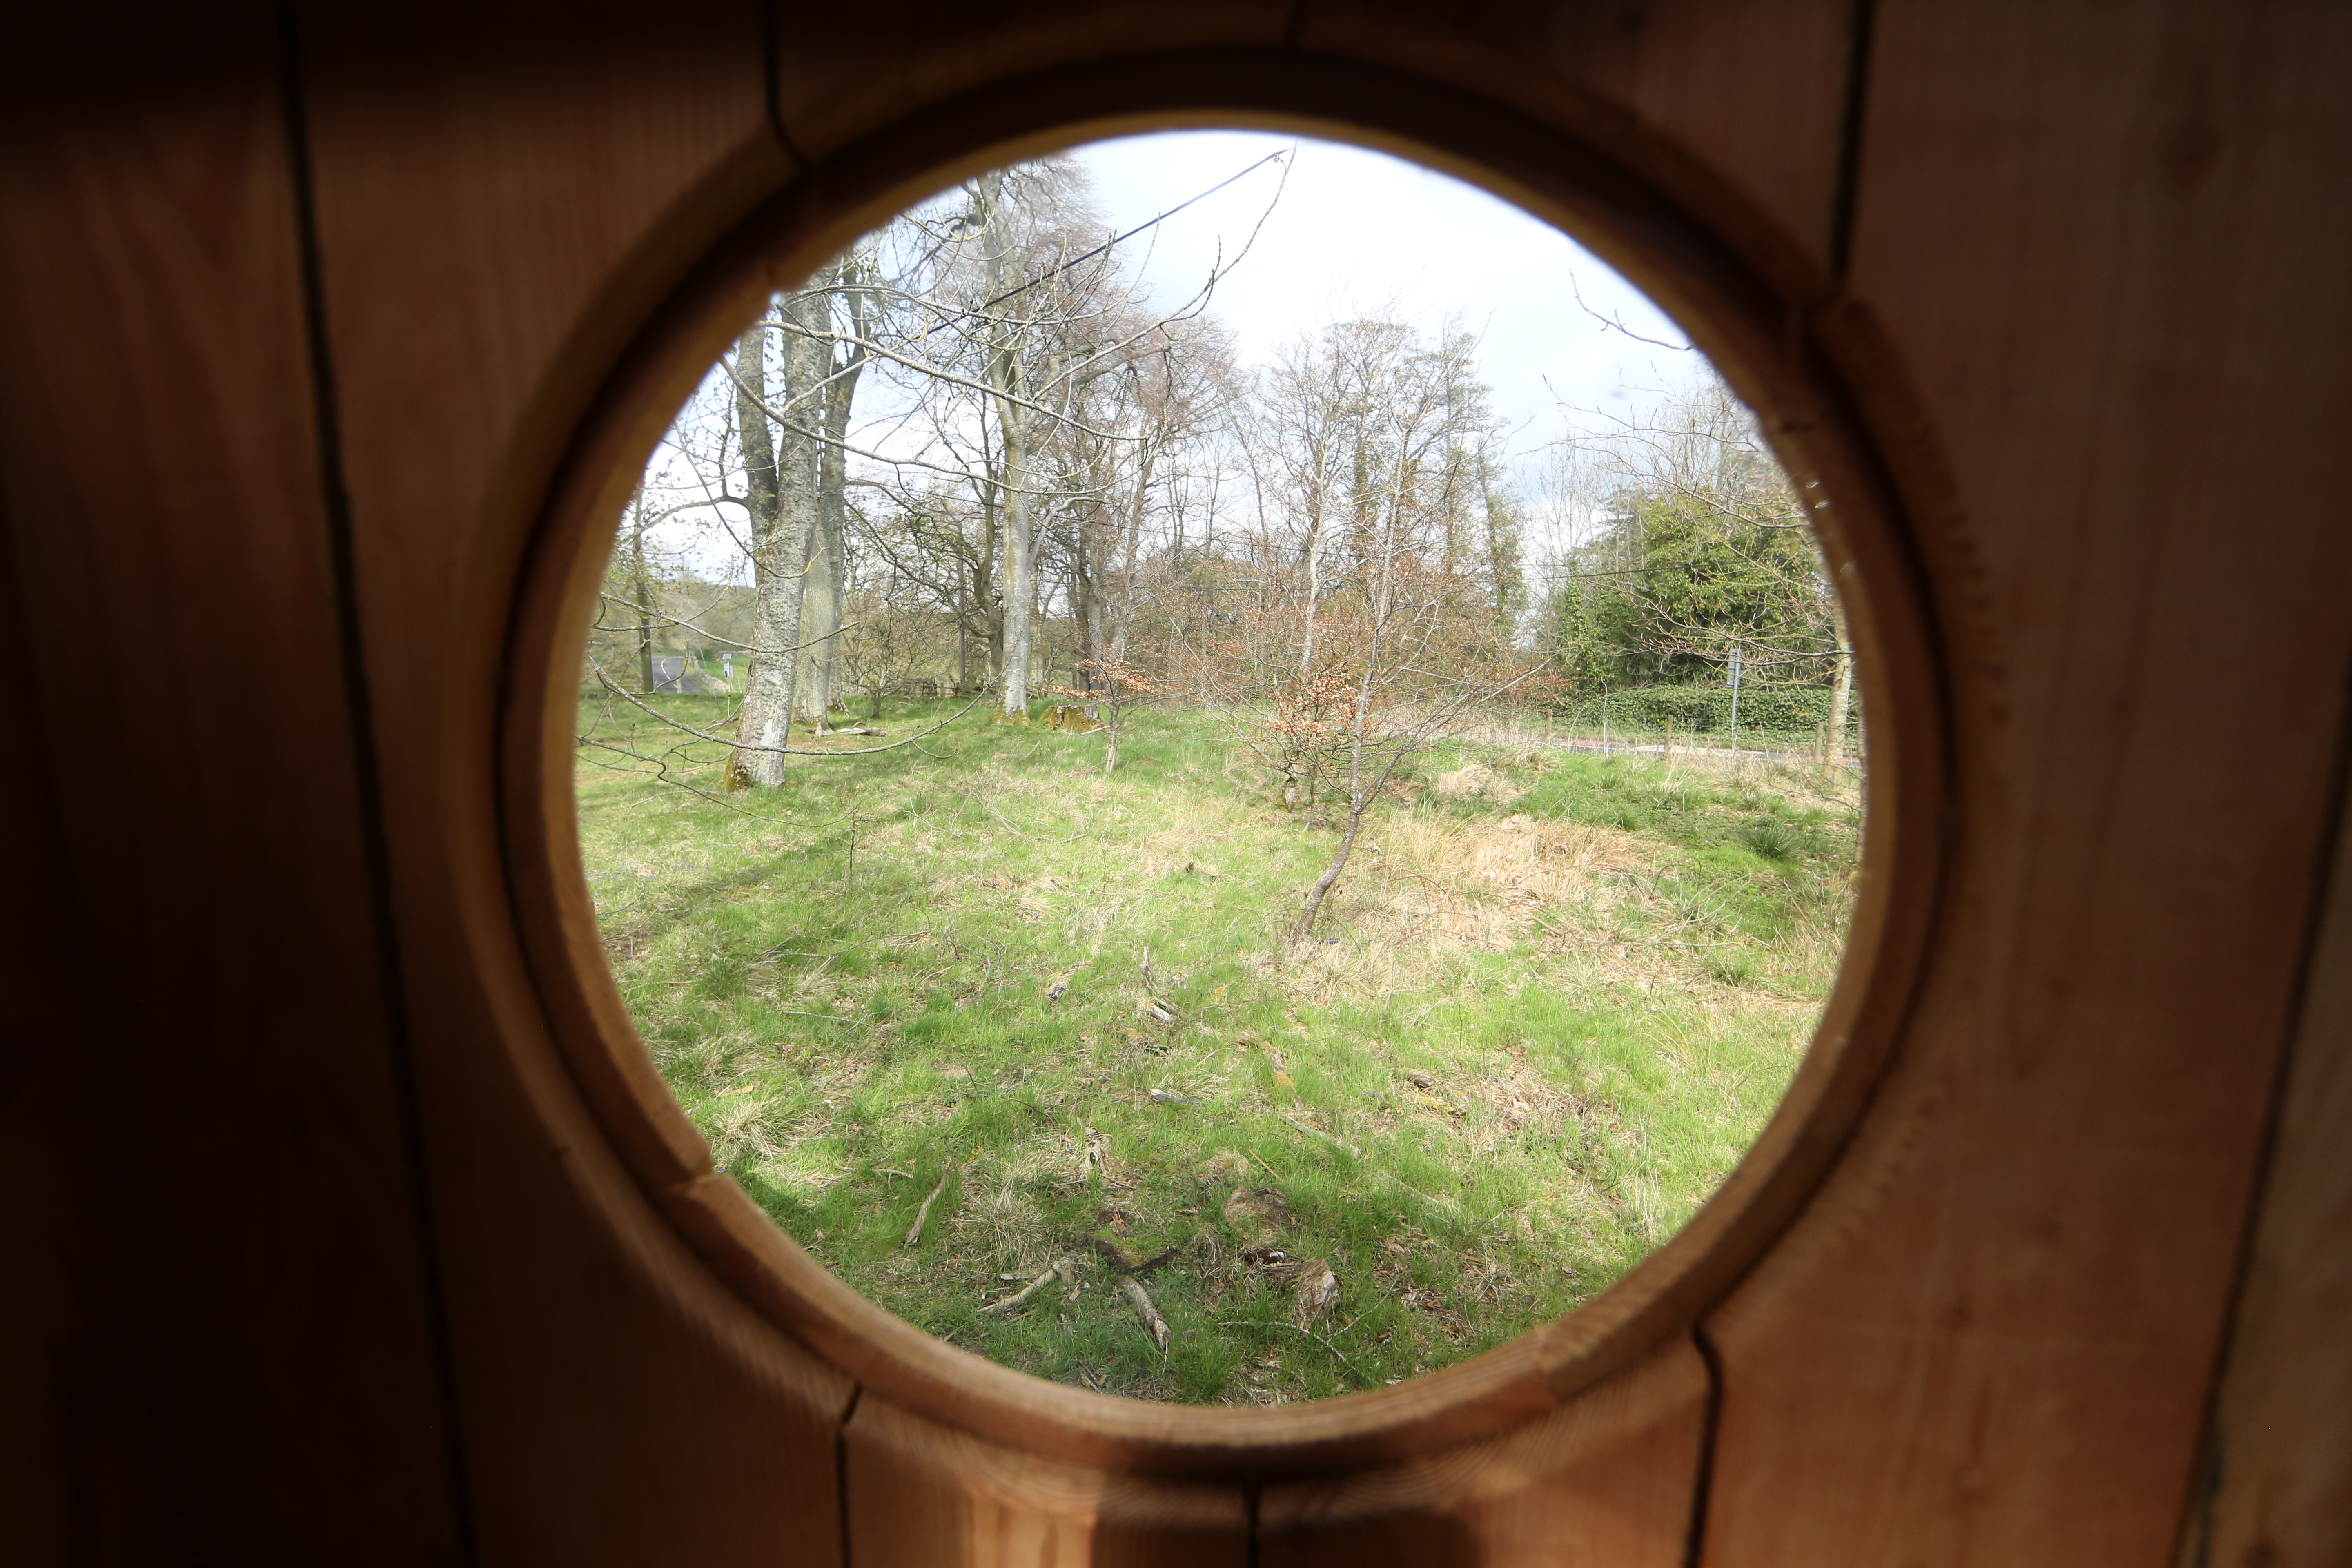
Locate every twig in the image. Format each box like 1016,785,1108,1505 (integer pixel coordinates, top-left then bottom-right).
1216,1319,1366,1379
1122,1275,1171,1348
780,1009,863,1025
1089,1237,1187,1278
903,1169,953,1248
981,1255,1078,1314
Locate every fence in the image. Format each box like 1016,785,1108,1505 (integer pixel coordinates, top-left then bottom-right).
1461,702,1863,775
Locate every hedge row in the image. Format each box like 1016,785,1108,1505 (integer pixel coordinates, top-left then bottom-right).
1557,682,1862,738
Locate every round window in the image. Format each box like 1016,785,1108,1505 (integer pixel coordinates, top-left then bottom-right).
561,131,1873,1408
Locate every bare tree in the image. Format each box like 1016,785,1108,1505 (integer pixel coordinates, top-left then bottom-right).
726,291,832,788
1207,318,1536,942
792,256,873,731
586,149,1280,795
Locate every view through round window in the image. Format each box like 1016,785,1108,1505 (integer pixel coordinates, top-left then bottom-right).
575,132,1864,1404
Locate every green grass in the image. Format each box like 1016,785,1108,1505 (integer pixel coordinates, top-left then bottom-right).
576,692,1859,1405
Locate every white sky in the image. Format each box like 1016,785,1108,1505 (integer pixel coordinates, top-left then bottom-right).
1068,131,1703,464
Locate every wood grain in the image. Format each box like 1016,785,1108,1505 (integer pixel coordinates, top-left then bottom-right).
1261,1338,1708,1568
1702,4,2352,1564
1292,0,1856,293
0,411,146,1564
2180,753,2352,1564
292,5,854,1561
772,1,1852,298
4,3,2350,1563
847,1394,1250,1568
773,0,1291,167
0,6,463,1557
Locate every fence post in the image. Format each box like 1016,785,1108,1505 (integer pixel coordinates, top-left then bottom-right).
1727,643,1743,772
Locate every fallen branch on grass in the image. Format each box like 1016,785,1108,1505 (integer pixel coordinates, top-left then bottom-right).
1122,1275,1171,1348
981,1255,1080,1314
1089,1237,1187,1277
903,1169,953,1248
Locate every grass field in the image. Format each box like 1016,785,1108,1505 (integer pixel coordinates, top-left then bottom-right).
576,693,1859,1404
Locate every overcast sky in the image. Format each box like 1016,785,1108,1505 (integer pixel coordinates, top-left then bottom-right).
1068,131,1704,468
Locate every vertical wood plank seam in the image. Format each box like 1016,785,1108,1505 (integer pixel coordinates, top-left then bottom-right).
274,7,480,1561
1681,1324,1726,1568
836,1383,863,1568
1827,0,1878,281
2167,638,2352,1568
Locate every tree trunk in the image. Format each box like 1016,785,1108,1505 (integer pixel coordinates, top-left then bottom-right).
629,486,655,694
980,170,1035,722
994,379,1035,722
979,485,1004,693
1827,617,1855,763
797,261,868,730
1074,509,1103,683
1299,497,1324,677
794,474,837,733
1293,569,1396,944
1113,434,1155,666
730,301,820,788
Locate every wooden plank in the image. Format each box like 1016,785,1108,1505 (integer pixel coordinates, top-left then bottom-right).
1292,0,1857,290
773,2,1291,167
0,418,149,1564
1261,1338,1707,1568
7,6,2342,1562
771,1,1850,295
1703,4,2352,1564
846,1394,1250,1568
291,7,855,1563
2180,758,2352,1564
0,7,464,1558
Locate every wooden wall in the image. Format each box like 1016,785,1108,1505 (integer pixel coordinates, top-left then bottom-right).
2,2,2346,1563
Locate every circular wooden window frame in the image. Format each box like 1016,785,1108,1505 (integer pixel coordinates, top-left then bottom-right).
499,51,1945,1479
